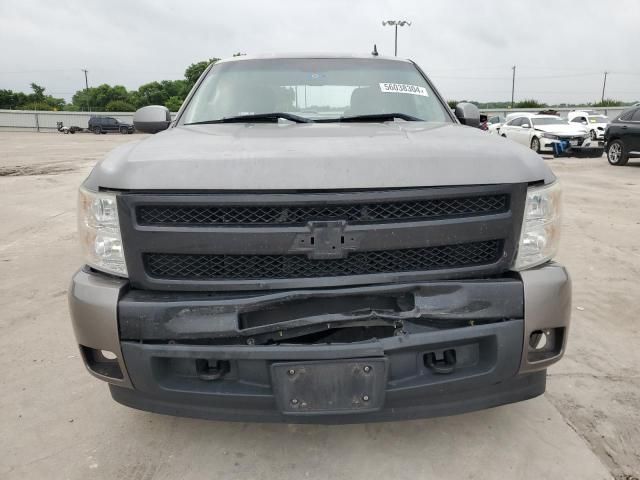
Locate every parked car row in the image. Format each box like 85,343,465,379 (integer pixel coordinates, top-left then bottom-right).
55,116,136,135
497,112,603,157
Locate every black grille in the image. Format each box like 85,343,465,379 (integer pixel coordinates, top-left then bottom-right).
137,195,508,226
144,240,502,281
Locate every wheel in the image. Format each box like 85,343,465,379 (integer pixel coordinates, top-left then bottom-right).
64,130,69,134
69,130,75,134
501,133,506,138
590,129,597,141
120,127,128,134
92,126,101,134
530,137,541,153
607,140,628,166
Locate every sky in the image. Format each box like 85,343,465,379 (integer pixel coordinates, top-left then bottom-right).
1,0,639,105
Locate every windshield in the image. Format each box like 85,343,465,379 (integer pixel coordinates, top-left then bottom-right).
180,58,452,124
531,117,565,126
588,116,608,123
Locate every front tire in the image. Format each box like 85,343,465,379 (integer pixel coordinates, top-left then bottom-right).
530,137,541,153
120,127,128,134
590,129,597,140
607,140,628,166
92,126,101,134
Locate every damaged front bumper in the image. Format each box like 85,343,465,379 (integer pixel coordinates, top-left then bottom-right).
68,264,571,423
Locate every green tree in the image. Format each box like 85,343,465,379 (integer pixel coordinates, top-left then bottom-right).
19,102,55,111
30,83,46,101
184,58,219,88
164,96,184,112
0,89,28,109
592,98,625,107
105,100,136,112
68,57,222,111
514,99,547,109
72,84,130,111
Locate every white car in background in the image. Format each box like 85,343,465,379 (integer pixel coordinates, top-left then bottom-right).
487,114,506,135
567,110,609,140
499,113,603,156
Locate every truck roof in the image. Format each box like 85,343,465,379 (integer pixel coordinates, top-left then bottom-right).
216,53,412,64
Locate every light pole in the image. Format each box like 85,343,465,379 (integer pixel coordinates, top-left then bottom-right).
601,71,608,103
81,69,90,112
382,20,411,57
511,65,516,108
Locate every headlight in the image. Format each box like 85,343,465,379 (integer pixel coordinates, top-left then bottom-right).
77,186,127,277
542,133,558,140
512,182,562,271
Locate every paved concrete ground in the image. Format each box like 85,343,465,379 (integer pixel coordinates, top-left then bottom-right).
0,132,638,479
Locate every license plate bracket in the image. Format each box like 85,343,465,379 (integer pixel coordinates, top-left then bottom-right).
271,358,387,415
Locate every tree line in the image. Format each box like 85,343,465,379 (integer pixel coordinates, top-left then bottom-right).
0,58,218,112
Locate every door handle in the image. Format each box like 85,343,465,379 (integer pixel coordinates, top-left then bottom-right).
622,125,628,129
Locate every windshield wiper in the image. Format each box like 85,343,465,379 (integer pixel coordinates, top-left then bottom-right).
331,113,422,123
185,112,313,125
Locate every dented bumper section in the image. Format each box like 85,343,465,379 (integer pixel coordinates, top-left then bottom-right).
68,263,570,422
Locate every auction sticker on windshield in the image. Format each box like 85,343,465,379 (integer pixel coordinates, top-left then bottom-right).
379,83,429,96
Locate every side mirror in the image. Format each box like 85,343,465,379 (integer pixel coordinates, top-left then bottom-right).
521,123,530,129
133,105,171,133
454,102,480,128
581,120,588,125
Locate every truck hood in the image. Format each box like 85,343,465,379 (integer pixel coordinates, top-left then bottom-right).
85,122,555,190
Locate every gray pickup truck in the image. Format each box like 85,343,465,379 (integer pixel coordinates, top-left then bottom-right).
69,54,570,423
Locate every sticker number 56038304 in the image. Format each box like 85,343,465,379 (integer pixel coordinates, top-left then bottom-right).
379,83,429,96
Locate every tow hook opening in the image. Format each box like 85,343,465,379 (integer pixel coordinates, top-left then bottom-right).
80,345,123,380
424,349,457,374
196,359,230,381
528,328,565,362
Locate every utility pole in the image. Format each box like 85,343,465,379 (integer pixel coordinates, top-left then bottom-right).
81,69,89,112
511,65,516,108
601,71,608,103
382,20,411,57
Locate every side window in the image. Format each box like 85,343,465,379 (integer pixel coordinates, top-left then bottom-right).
509,117,523,127
570,117,581,123
631,109,640,122
619,110,635,121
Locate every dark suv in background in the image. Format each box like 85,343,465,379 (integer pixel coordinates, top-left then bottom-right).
88,116,135,135
605,107,640,165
